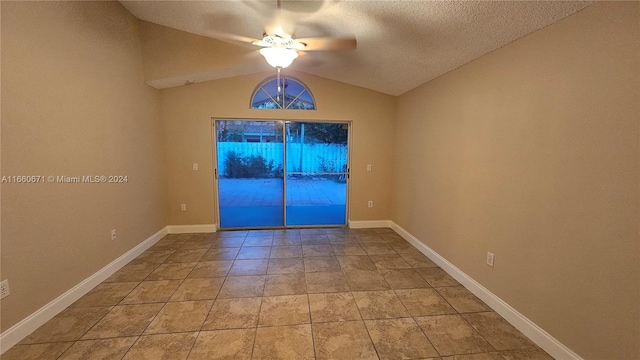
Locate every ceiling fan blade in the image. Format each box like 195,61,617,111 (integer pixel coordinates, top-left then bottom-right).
296,36,357,51
208,30,262,46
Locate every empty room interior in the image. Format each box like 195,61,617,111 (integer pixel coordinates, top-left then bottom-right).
1,1,638,359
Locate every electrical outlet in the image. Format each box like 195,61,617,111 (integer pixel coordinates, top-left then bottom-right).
181,204,187,211
368,200,374,208
192,163,199,171
1,280,10,299
486,252,495,267
366,164,372,172
111,229,117,241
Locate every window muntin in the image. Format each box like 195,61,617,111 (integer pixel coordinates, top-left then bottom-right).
251,77,315,110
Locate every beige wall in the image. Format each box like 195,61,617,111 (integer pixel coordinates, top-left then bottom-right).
160,71,396,225
392,2,639,359
1,2,167,331
139,21,263,88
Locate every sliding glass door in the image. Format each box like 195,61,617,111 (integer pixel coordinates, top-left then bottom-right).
285,122,349,226
215,119,349,229
216,120,284,228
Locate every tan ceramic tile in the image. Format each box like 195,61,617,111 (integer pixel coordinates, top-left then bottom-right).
325,228,351,235
229,259,269,275
305,271,350,293
463,312,536,350
308,292,361,323
188,329,255,360
415,314,494,356
237,246,271,259
212,237,246,248
302,245,334,257
436,286,492,313
301,238,330,246
331,244,366,255
399,252,438,267
258,295,311,326
336,256,377,271
144,300,213,334
328,237,359,246
188,261,233,278
274,229,300,236
300,229,327,235
388,241,418,253
499,348,554,360
160,234,192,241
365,318,439,360
194,233,219,240
267,258,304,274
264,273,307,296
270,245,303,258
253,325,315,360
380,268,430,289
146,262,197,280
375,228,396,234
179,238,215,250
304,257,341,272
272,237,302,246
71,282,138,308
105,263,159,282
248,229,275,236
218,275,265,298
312,321,378,360
82,303,164,339
442,353,505,360
356,234,386,243
352,290,410,319
150,238,185,251
121,280,182,304
202,297,262,330
22,307,111,344
122,333,196,360
58,338,137,360
416,267,460,287
361,243,397,255
202,247,240,261
242,236,273,246
129,250,175,265
1,343,73,360
165,249,207,263
218,230,248,238
368,254,412,269
344,270,391,291
170,277,224,301
395,288,456,316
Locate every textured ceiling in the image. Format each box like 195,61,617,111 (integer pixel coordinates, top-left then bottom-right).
120,1,593,96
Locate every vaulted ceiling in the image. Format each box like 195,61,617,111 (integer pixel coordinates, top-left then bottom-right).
120,1,593,96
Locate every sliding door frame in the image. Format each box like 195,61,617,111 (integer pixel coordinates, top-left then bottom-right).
211,117,352,230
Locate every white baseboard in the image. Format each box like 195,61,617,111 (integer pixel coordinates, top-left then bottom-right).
389,221,582,360
348,220,392,229
167,224,217,234
0,227,168,355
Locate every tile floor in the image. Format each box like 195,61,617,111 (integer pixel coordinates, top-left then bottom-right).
3,228,555,360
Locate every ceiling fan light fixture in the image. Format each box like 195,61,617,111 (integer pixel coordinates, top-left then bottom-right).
259,47,298,68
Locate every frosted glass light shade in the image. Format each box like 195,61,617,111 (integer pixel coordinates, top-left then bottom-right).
259,47,299,68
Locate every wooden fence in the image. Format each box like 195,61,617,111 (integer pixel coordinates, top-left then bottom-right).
217,142,348,176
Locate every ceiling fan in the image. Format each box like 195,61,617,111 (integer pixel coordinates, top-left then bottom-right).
218,0,357,69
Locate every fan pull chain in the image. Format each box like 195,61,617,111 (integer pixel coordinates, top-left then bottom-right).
277,66,282,107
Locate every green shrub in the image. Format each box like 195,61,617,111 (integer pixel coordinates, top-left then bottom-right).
223,151,276,178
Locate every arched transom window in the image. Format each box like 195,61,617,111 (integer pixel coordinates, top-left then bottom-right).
251,76,316,110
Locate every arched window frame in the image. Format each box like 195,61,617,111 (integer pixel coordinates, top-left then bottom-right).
250,76,316,110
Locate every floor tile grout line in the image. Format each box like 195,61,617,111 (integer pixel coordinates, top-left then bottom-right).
306,293,319,360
